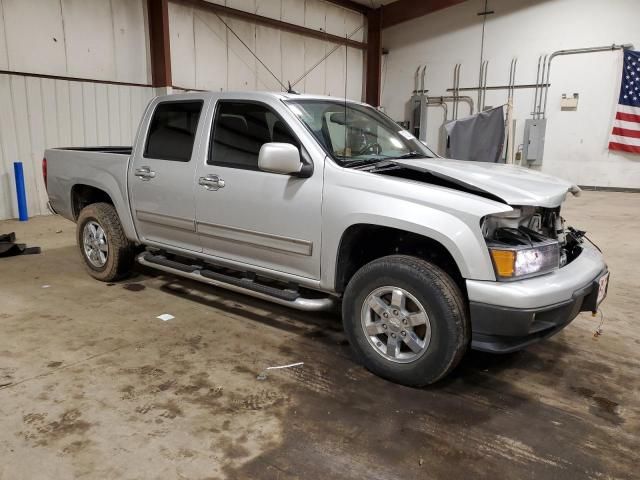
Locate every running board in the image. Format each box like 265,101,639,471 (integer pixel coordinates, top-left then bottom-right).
137,252,335,312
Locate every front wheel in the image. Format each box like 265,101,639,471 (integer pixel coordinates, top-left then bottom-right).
342,255,469,387
76,202,134,282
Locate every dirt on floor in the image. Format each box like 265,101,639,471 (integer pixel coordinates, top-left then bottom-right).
0,191,639,480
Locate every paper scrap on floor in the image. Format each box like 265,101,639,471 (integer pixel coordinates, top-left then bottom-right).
157,313,174,322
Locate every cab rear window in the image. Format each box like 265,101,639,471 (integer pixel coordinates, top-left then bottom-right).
144,101,203,162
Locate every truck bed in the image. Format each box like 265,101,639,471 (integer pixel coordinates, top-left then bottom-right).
45,146,135,238
53,146,133,155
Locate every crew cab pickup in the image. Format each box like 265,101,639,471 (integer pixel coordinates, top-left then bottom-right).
44,91,609,386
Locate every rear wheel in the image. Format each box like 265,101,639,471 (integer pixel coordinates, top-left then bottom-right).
76,202,134,281
342,255,469,387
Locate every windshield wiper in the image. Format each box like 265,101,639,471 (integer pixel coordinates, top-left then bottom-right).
344,158,391,169
395,151,428,159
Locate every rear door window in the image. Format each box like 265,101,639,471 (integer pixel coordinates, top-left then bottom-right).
209,101,299,170
144,101,203,162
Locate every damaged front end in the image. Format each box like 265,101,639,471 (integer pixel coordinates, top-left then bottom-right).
481,206,585,281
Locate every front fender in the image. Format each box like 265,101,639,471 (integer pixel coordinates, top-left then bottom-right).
320,162,511,290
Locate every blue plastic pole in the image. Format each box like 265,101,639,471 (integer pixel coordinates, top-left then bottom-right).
13,161,28,221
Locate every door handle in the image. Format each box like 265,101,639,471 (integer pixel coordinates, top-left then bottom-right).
135,166,156,180
198,174,225,191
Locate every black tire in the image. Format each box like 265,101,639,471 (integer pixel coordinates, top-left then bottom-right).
76,202,134,282
342,255,469,387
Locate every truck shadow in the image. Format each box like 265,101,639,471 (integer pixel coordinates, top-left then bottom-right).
138,266,551,388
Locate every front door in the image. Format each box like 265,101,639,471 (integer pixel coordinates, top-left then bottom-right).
129,98,207,252
194,100,323,280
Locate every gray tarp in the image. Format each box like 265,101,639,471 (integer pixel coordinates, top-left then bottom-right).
444,106,505,163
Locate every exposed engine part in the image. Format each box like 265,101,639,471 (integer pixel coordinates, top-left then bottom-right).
483,206,583,268
528,214,542,233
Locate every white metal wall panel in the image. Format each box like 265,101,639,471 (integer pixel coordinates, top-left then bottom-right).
2,0,67,75
194,10,227,91
256,0,281,20
0,74,153,220
281,0,305,25
168,0,365,99
111,0,149,84
0,75,20,219
227,17,257,91
62,0,117,81
169,2,197,88
325,3,346,37
303,37,326,94
0,1,10,69
226,0,255,13
281,31,305,91
255,26,282,91
304,0,326,32
346,46,363,101
0,0,149,84
344,9,364,42
325,45,346,97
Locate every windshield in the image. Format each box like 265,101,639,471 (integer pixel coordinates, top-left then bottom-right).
285,99,434,166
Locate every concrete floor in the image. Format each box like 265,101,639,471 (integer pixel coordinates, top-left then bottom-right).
0,191,638,480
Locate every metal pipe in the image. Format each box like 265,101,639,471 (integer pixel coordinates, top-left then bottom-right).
541,43,634,117
477,61,484,110
537,55,548,118
447,83,549,92
532,55,543,118
413,66,421,94
420,65,427,95
426,98,448,121
428,95,474,115
508,57,517,103
481,60,489,111
453,64,461,119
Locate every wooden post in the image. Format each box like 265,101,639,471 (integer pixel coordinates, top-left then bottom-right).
148,0,172,89
366,9,382,107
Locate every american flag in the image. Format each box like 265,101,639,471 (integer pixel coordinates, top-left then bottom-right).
609,50,640,154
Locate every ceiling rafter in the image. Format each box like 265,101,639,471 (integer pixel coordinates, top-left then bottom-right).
381,0,469,29
323,0,373,15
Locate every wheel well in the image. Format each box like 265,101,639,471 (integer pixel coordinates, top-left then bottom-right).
335,224,465,294
71,184,113,219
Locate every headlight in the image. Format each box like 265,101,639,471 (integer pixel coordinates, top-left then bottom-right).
489,241,560,280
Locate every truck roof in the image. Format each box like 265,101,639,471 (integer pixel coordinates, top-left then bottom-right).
158,90,367,106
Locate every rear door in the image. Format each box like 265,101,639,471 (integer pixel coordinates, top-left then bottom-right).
129,96,208,252
194,99,324,280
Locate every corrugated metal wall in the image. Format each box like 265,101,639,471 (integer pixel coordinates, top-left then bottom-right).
169,0,364,99
0,76,154,219
0,0,152,220
0,0,366,220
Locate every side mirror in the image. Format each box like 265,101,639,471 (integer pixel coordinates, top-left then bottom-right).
258,143,302,175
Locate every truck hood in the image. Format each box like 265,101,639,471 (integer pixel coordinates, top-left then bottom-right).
391,158,580,207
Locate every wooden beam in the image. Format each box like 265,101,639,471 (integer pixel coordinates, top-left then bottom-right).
381,0,468,29
365,9,382,106
324,0,372,15
148,0,172,87
173,0,367,50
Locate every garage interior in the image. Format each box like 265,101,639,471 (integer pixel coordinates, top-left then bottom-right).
1,0,639,479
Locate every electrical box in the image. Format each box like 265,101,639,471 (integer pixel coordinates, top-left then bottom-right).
523,119,546,166
561,93,579,111
409,94,428,141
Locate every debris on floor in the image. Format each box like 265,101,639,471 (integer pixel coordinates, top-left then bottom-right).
257,362,304,381
0,232,41,257
157,313,175,322
265,362,304,371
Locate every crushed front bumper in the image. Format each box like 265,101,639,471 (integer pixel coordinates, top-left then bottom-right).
466,244,608,353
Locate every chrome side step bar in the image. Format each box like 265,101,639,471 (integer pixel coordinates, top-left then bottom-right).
137,252,336,312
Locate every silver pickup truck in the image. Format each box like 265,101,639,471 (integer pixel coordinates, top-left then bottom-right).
44,91,609,386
